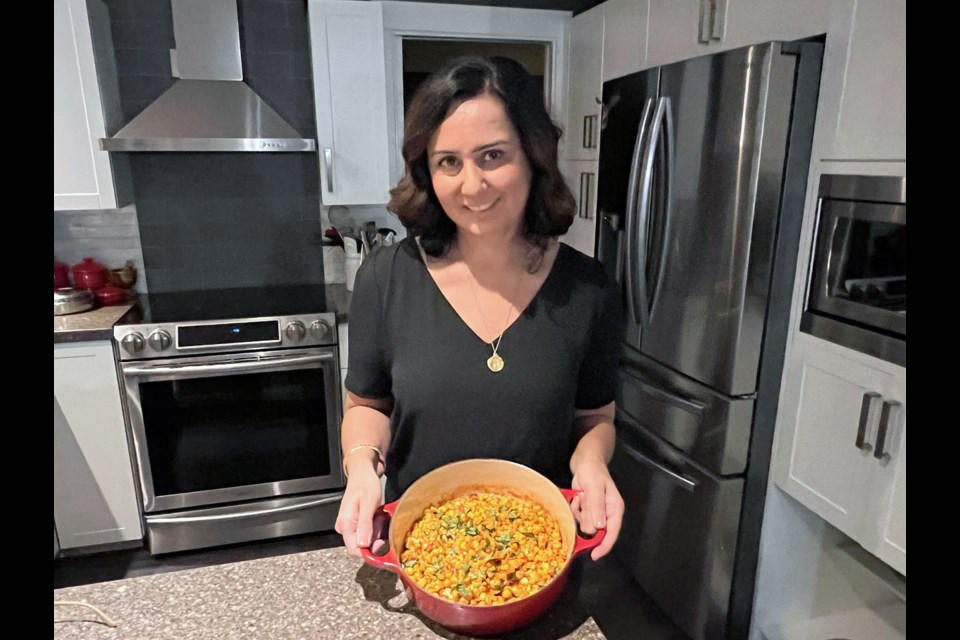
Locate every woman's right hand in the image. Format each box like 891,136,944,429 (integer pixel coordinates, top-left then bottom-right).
335,460,384,558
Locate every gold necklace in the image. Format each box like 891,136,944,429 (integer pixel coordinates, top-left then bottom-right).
463,261,520,373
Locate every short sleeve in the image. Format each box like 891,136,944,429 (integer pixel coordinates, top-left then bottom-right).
344,251,392,398
575,266,623,410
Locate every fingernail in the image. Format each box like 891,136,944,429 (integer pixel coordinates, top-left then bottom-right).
596,519,605,529
358,535,368,547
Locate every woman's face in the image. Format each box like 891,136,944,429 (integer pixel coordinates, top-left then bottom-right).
427,93,532,241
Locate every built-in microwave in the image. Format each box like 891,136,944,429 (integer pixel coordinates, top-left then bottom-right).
801,174,906,366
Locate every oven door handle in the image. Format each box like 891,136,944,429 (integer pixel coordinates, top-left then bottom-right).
123,353,334,376
146,493,345,524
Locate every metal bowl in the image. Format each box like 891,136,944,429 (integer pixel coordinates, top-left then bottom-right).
54,287,95,316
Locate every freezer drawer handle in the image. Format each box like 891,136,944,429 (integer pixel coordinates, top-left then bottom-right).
874,399,901,463
620,367,706,414
619,439,698,492
855,391,880,452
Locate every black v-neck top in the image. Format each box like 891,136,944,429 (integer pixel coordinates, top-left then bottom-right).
345,237,622,502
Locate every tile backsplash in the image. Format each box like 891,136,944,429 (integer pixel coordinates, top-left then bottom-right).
98,0,322,293
54,207,149,294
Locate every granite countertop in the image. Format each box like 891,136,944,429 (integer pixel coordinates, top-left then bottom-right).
53,547,604,640
54,302,139,344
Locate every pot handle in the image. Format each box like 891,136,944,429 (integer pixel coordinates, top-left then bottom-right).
559,488,607,557
358,500,401,572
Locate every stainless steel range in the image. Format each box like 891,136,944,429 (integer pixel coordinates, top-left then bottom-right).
114,286,344,555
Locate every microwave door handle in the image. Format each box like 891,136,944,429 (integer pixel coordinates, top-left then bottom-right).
648,97,674,319
625,98,655,326
123,353,334,376
827,215,853,297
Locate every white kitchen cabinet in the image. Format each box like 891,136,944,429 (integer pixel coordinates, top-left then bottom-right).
773,334,905,575
308,1,392,205
563,3,604,162
601,0,648,82
560,159,598,257
813,0,906,162
645,0,829,69
54,341,143,549
54,0,120,210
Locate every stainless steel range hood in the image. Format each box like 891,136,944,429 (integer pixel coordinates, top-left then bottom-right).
100,0,315,153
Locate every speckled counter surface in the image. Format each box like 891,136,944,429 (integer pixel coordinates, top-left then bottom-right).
54,303,138,344
53,547,604,639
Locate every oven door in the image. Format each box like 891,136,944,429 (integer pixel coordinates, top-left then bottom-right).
121,347,344,513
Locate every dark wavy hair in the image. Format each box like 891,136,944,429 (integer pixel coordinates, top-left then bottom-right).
387,56,576,267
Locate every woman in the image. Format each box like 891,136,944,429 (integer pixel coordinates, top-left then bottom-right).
336,56,624,562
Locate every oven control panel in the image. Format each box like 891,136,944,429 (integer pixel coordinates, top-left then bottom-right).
115,313,338,360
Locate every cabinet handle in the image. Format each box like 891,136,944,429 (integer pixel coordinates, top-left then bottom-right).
698,0,713,43
698,0,726,43
583,115,591,149
711,0,727,40
323,147,334,192
855,391,880,451
579,172,595,219
874,399,901,462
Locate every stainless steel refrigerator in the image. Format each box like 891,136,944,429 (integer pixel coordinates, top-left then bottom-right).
596,41,823,640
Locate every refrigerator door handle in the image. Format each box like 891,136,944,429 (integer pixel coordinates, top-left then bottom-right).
625,98,655,326
635,97,669,328
649,98,674,319
617,437,698,492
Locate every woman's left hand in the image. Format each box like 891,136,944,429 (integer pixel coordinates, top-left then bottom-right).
570,456,624,560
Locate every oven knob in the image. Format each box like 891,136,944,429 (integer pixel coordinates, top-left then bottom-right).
148,330,172,352
310,319,331,340
121,332,145,354
285,321,306,342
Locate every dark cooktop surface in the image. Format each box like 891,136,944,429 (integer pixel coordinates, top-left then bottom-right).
133,285,330,324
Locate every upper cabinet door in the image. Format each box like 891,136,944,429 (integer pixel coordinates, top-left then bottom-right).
646,0,829,69
815,0,906,161
722,0,829,50
563,3,604,162
308,1,392,205
602,0,649,81
54,0,118,211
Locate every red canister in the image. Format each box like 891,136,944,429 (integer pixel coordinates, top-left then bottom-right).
54,260,70,289
72,257,107,290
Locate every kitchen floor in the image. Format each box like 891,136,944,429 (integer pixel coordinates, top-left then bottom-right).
54,532,690,640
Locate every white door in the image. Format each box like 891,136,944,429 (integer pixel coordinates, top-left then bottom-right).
54,0,117,210
308,0,392,205
774,336,897,542
560,159,599,257
869,367,906,575
562,3,604,162
602,0,649,81
54,341,143,548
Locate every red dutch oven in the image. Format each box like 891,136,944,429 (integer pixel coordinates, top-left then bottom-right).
54,260,70,289
72,257,107,290
360,459,605,636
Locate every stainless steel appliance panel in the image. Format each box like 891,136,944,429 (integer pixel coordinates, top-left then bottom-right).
596,68,661,349
122,347,344,513
802,174,906,365
618,348,755,477
610,418,744,640
640,43,799,396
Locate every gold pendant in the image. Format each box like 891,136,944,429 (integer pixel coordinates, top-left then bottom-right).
487,354,504,372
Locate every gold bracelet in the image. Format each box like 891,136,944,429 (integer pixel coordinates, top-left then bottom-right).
342,444,385,478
